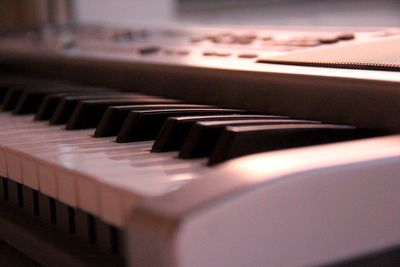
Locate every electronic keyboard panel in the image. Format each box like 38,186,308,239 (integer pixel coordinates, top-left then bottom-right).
1,24,400,267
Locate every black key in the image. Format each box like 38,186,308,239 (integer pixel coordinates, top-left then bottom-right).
94,104,211,137
1,87,24,111
116,108,243,143
35,92,80,121
179,119,316,159
35,91,113,121
152,115,283,152
13,89,46,114
0,85,13,105
1,82,73,111
66,98,180,130
49,93,146,125
208,124,376,165
13,88,74,115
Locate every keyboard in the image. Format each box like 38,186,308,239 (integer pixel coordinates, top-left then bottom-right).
1,24,400,267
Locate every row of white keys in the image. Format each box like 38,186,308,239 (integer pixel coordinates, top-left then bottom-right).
0,112,208,226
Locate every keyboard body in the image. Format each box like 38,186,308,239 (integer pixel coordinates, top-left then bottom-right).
0,24,400,266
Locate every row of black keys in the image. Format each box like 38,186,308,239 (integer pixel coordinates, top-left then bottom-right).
0,81,379,165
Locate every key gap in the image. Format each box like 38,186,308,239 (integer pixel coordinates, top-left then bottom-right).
33,190,39,215
110,226,119,255
17,183,24,208
49,197,57,224
2,178,9,200
88,214,97,243
68,207,76,233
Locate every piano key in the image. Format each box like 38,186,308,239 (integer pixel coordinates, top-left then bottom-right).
21,186,36,216
96,219,112,252
1,86,24,111
55,201,72,233
208,124,376,165
111,227,123,255
152,114,286,152
66,98,183,130
13,87,78,115
116,108,243,143
96,219,122,255
6,152,23,183
0,84,13,104
35,92,78,121
94,104,213,138
6,180,21,208
49,94,150,125
75,209,93,243
34,90,113,121
38,192,52,224
0,122,177,218
179,119,318,159
2,83,75,112
10,139,203,225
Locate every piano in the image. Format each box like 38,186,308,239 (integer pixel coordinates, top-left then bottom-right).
1,24,400,266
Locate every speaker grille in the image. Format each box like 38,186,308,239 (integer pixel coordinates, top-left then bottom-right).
258,37,400,71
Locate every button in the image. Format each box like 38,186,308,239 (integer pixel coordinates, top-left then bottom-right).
190,36,204,43
177,50,190,56
111,30,135,42
238,53,258,59
318,36,339,44
203,51,232,57
137,46,160,55
214,52,232,57
260,36,273,41
203,51,215,56
163,49,174,55
288,40,321,47
338,32,355,41
235,37,254,45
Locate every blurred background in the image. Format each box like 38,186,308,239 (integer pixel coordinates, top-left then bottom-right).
1,0,400,31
